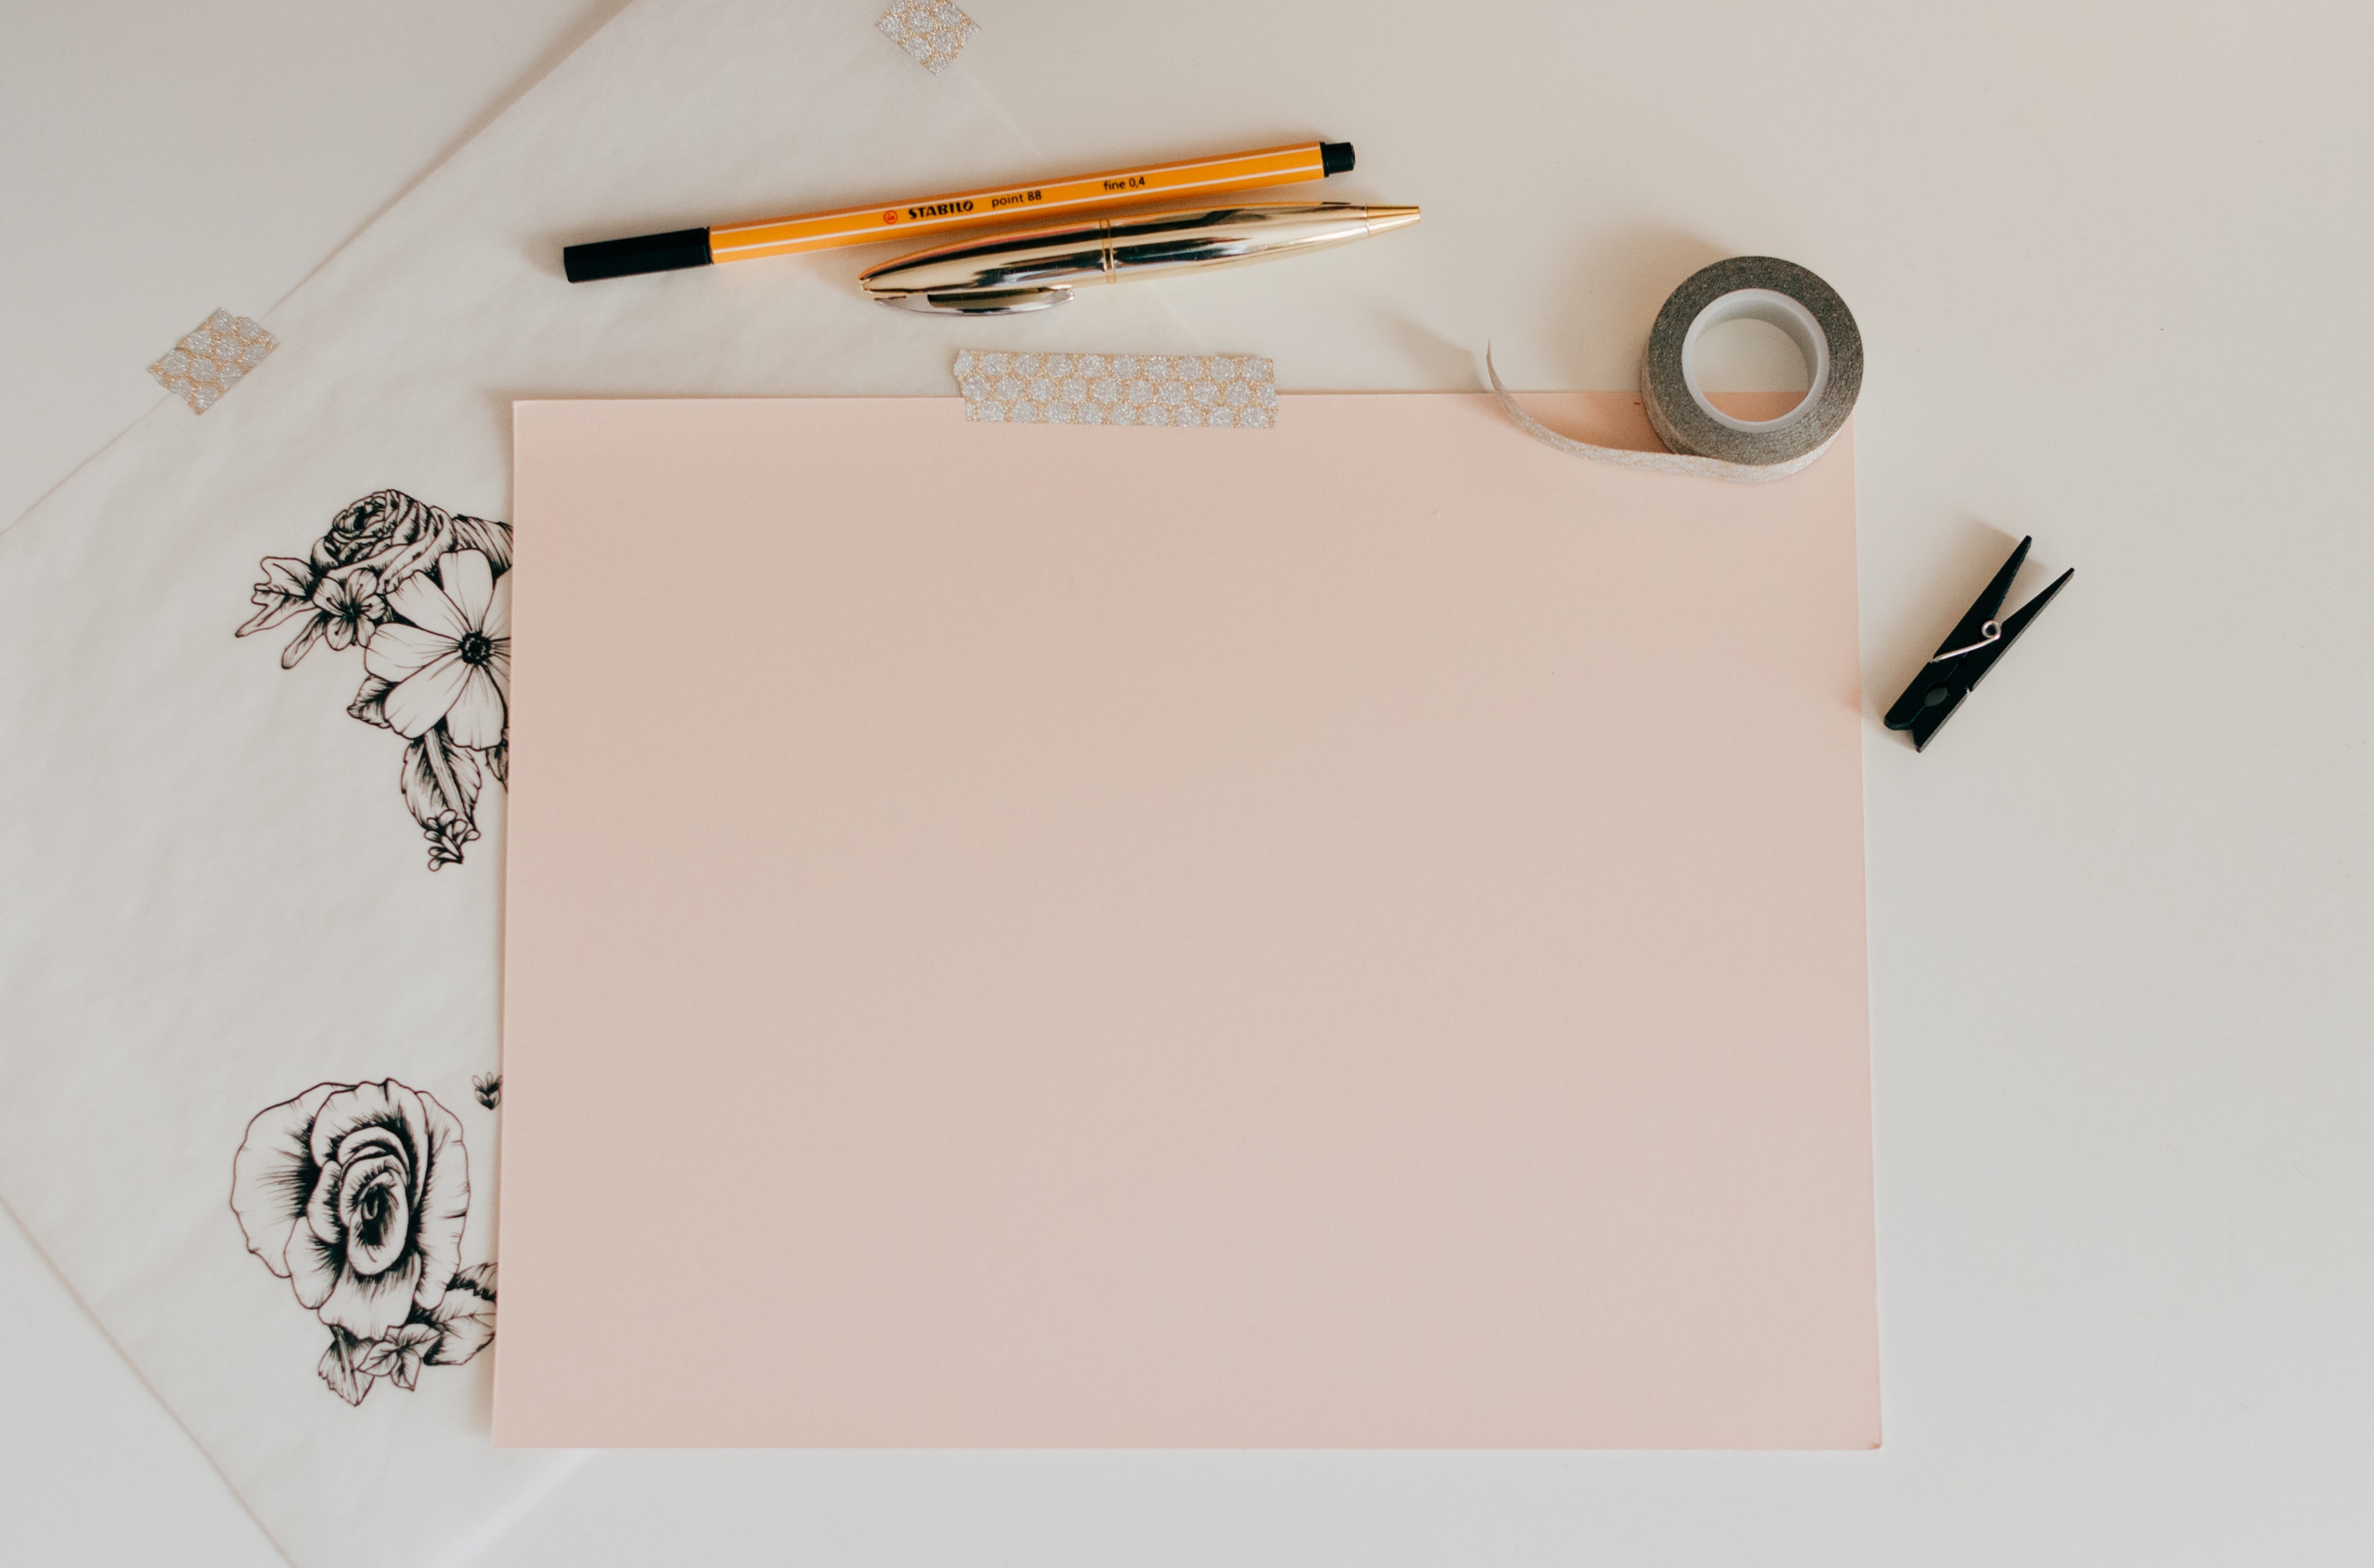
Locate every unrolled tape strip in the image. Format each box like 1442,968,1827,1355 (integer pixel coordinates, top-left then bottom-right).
1488,256,1863,483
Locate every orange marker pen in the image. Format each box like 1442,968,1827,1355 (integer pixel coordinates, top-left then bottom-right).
563,141,1354,282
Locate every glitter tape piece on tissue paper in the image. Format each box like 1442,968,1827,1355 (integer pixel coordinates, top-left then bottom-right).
878,0,979,74
957,351,1277,427
149,309,277,414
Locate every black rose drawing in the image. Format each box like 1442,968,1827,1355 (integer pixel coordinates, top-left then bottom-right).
237,490,513,869
230,1080,496,1405
472,1073,502,1110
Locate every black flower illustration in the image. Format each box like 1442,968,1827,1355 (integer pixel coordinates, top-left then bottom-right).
230,1080,495,1405
472,1073,501,1110
362,549,510,748
235,560,387,668
317,487,512,589
318,489,458,576
237,491,512,869
311,566,387,653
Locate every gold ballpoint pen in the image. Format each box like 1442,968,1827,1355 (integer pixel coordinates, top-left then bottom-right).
856,202,1420,314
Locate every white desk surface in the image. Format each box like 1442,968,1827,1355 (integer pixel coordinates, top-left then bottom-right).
6,2,2370,1563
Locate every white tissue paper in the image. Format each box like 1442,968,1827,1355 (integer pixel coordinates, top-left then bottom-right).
0,0,1192,1563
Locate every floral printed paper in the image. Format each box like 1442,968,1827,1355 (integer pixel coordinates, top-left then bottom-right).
235,490,511,869
0,0,1170,1562
231,1080,497,1405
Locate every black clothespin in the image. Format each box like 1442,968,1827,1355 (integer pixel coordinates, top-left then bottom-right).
1885,536,2072,751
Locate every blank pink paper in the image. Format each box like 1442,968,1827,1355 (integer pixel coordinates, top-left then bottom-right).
495,393,1876,1448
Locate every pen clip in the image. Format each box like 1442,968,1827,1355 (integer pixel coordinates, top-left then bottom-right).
876,286,1075,316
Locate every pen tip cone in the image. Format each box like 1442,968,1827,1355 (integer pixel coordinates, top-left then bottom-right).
1362,205,1421,236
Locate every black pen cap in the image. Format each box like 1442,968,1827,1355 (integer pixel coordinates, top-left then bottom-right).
1321,142,1355,175
563,228,714,282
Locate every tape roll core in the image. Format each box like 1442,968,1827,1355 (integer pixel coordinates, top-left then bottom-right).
1680,289,1830,432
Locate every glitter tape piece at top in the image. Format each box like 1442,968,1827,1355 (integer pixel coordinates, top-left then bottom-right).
878,0,979,74
956,351,1277,427
149,309,277,415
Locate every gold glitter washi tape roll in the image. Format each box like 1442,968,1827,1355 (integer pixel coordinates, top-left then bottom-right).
1488,255,1864,483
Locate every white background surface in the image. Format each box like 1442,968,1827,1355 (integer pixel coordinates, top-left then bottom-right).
5,2,2371,1564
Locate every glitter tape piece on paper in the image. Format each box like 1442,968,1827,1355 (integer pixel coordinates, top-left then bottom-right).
878,0,979,74
957,351,1277,428
148,309,277,415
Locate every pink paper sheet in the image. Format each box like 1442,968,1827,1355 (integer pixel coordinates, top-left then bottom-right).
496,393,1876,1448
